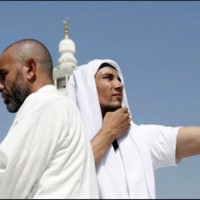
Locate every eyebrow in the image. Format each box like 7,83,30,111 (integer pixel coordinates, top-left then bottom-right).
101,72,122,81
102,72,114,76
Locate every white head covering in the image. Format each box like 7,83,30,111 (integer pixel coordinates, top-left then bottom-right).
67,59,154,198
67,59,130,140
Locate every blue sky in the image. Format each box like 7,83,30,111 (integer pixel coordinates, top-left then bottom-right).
0,1,200,198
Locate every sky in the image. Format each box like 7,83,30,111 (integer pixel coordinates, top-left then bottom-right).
0,1,200,198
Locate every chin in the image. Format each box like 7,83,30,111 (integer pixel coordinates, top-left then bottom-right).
115,102,122,108
110,104,122,111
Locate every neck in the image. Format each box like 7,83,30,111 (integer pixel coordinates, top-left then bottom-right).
30,80,54,93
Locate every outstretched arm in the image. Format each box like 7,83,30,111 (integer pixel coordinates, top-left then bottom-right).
91,107,131,166
176,126,200,160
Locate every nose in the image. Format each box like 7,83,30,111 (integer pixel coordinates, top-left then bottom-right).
114,79,124,92
0,82,4,92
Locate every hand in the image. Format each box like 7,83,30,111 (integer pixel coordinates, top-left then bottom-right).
91,107,131,165
101,107,131,141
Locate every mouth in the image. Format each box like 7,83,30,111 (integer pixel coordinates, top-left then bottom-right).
112,93,123,101
1,93,10,104
1,91,6,98
1,93,5,100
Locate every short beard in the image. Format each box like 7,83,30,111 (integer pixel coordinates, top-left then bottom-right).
101,104,122,118
6,72,30,113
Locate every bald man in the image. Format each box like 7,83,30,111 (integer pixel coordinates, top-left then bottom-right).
0,39,99,199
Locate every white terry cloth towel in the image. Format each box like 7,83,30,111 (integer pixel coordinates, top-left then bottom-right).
67,59,154,199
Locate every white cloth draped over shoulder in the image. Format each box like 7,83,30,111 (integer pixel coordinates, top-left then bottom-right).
67,59,180,199
0,85,99,199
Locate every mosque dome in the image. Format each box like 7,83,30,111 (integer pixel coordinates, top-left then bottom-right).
59,38,75,54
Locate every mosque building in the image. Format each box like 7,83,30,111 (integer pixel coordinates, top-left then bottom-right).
53,19,77,95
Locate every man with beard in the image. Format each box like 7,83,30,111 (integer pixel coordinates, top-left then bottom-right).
67,59,200,199
0,39,99,199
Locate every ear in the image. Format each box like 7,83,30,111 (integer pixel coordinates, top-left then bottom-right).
25,58,37,81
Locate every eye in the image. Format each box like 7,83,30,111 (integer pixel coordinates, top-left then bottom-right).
0,71,8,83
103,74,114,80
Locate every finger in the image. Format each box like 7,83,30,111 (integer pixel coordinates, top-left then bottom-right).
121,107,129,113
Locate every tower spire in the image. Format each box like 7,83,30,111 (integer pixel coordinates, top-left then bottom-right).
63,18,69,39
53,18,77,96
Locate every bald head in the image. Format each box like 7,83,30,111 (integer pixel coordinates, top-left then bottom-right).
0,39,54,108
2,39,53,79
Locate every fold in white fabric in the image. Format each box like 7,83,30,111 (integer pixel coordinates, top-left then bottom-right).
0,85,99,199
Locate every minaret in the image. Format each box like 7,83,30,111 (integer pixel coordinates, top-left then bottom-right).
53,19,77,95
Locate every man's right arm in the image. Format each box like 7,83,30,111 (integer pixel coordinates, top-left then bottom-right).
91,107,131,166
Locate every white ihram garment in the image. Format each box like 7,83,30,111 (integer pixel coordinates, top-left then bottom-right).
67,59,180,199
0,85,99,199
